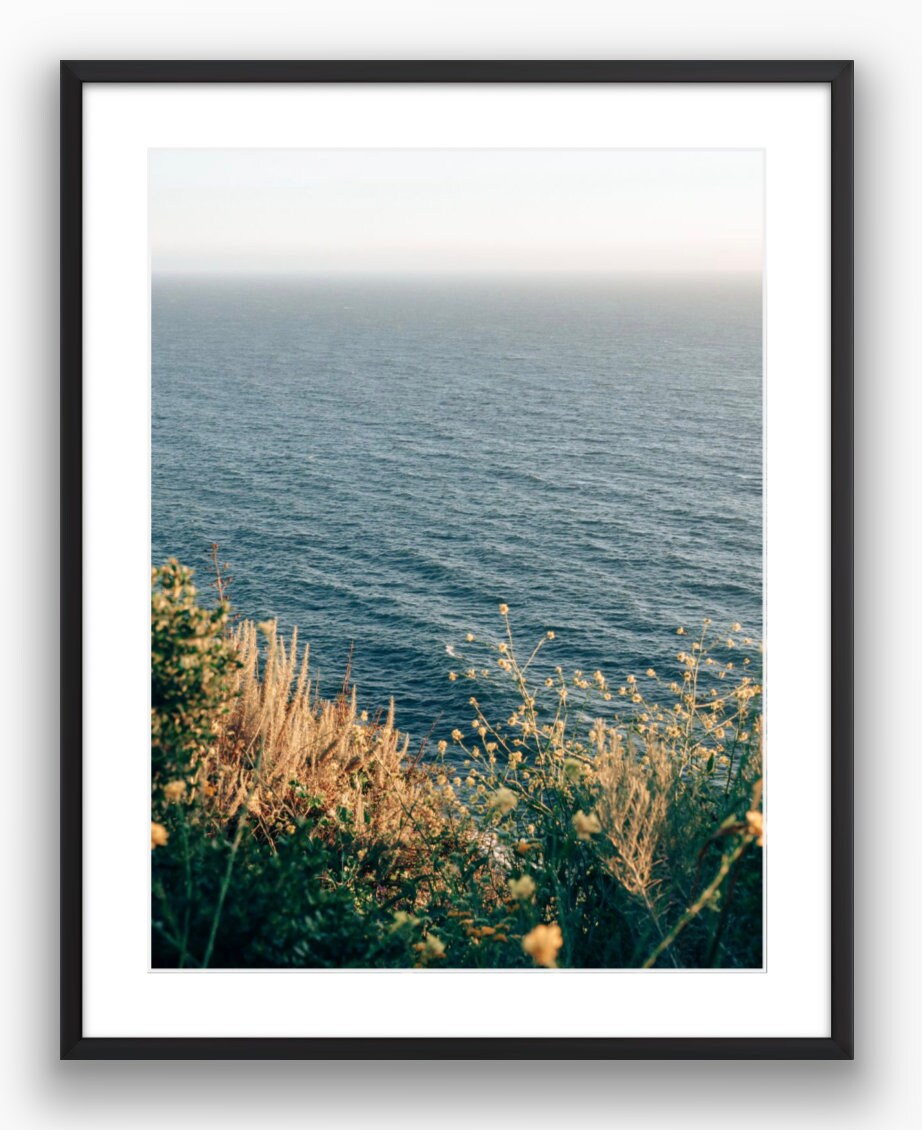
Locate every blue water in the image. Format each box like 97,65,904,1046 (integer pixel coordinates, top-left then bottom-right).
152,274,762,747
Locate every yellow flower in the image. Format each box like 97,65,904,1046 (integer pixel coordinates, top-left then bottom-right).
732,622,742,633
421,934,446,960
487,787,517,815
522,923,564,968
572,810,602,840
437,740,448,754
499,603,509,616
509,875,536,900
466,632,475,642
677,626,686,635
746,810,764,847
286,823,296,836
546,630,555,640
451,729,463,742
646,668,656,678
150,822,169,849
163,780,186,804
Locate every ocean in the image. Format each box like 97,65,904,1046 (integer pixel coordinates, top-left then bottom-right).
151,273,762,748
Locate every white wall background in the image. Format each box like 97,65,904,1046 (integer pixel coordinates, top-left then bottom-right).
0,1,916,1126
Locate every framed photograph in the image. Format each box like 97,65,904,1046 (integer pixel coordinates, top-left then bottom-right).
61,60,853,1059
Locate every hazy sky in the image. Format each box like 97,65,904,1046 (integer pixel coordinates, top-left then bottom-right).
149,148,763,275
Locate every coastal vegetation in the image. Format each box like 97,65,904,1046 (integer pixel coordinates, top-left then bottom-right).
151,557,764,970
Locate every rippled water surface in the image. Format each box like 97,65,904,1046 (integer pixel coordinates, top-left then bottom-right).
152,274,762,744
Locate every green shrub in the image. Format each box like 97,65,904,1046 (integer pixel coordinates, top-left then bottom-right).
151,559,239,788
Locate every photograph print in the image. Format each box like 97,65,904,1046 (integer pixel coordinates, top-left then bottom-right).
150,148,765,971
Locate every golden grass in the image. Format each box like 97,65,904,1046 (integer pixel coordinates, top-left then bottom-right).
194,618,454,871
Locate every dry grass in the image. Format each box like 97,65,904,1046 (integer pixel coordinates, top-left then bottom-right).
194,619,453,867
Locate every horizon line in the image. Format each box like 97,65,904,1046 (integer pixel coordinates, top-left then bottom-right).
151,266,764,280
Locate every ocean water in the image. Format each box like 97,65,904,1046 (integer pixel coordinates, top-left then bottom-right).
152,274,762,747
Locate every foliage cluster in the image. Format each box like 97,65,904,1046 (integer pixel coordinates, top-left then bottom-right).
152,560,763,970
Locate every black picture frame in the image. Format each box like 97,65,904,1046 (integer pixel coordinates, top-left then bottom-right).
60,59,854,1061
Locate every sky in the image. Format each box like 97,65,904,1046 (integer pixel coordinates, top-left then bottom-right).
149,148,764,275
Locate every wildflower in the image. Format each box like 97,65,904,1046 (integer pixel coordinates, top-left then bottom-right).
150,822,169,849
163,780,186,804
545,677,554,687
392,910,420,931
509,875,536,900
466,668,476,679
572,810,602,840
420,934,446,960
746,810,764,847
732,622,742,633
499,603,509,615
437,740,448,754
286,823,296,836
487,787,517,815
547,630,555,640
522,922,564,968
498,642,508,654
646,668,656,678
448,671,458,681
451,729,463,742
466,632,475,642
677,626,686,635
632,693,642,703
